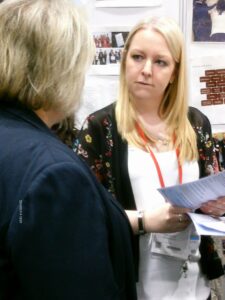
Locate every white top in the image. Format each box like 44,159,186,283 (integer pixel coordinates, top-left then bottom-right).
128,145,210,300
209,8,225,36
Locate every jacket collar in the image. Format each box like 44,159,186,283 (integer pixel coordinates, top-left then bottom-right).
0,101,56,137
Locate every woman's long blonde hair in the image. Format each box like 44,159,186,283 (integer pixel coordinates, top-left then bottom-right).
115,16,197,163
0,0,95,117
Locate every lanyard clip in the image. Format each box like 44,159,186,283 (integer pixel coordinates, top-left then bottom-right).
180,261,188,278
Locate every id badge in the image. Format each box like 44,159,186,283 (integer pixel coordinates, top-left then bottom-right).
150,226,199,260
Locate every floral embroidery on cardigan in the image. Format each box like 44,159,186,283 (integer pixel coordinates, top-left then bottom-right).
76,114,115,195
193,125,218,174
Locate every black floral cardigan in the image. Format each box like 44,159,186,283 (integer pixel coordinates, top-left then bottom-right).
75,102,224,281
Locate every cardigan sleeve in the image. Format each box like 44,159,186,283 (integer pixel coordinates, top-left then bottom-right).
75,107,116,195
189,107,224,280
188,106,219,177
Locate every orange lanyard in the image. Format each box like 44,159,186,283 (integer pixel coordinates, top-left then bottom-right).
135,122,182,188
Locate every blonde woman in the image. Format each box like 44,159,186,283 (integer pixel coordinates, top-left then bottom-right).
0,0,137,299
76,16,225,300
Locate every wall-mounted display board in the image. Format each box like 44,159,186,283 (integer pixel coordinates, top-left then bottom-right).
90,26,129,75
74,0,225,132
183,0,225,133
190,55,225,125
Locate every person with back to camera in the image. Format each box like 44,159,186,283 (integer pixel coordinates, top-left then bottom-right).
0,0,138,299
75,16,225,300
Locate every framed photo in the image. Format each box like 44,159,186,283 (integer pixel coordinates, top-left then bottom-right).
192,0,225,42
89,26,130,75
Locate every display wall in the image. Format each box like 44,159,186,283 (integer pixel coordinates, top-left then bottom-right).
184,0,225,134
73,0,225,135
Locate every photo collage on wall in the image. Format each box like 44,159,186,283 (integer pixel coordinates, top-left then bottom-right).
93,31,128,65
89,29,129,75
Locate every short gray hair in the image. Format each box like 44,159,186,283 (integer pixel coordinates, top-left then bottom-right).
0,0,95,116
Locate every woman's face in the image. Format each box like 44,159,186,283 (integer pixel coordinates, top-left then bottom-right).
125,28,176,105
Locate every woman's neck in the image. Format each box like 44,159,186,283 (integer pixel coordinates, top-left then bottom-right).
135,101,162,128
133,97,173,150
136,115,173,152
133,96,161,117
136,106,172,151
138,114,167,136
34,108,64,128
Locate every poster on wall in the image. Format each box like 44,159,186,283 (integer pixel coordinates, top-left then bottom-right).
192,0,225,42
95,0,162,8
89,27,129,75
190,55,225,125
76,76,119,128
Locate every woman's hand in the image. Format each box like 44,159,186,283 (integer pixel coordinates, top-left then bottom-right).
126,204,192,235
200,196,225,216
143,203,191,233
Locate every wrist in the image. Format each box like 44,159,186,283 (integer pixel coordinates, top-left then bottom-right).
137,210,146,235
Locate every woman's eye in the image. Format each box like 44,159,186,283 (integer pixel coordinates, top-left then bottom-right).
132,54,143,61
156,60,167,66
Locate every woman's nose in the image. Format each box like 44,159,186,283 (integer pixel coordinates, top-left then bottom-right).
141,59,152,76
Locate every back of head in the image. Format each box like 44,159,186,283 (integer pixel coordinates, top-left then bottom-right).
0,0,95,116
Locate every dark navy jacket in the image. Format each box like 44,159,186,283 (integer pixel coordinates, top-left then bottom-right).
0,102,137,300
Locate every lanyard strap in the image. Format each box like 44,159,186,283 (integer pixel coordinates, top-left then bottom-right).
135,122,182,188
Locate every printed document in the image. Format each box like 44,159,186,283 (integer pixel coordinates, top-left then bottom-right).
158,171,225,235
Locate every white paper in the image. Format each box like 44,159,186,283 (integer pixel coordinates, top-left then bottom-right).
158,170,225,210
158,171,225,235
114,33,125,48
188,213,225,236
